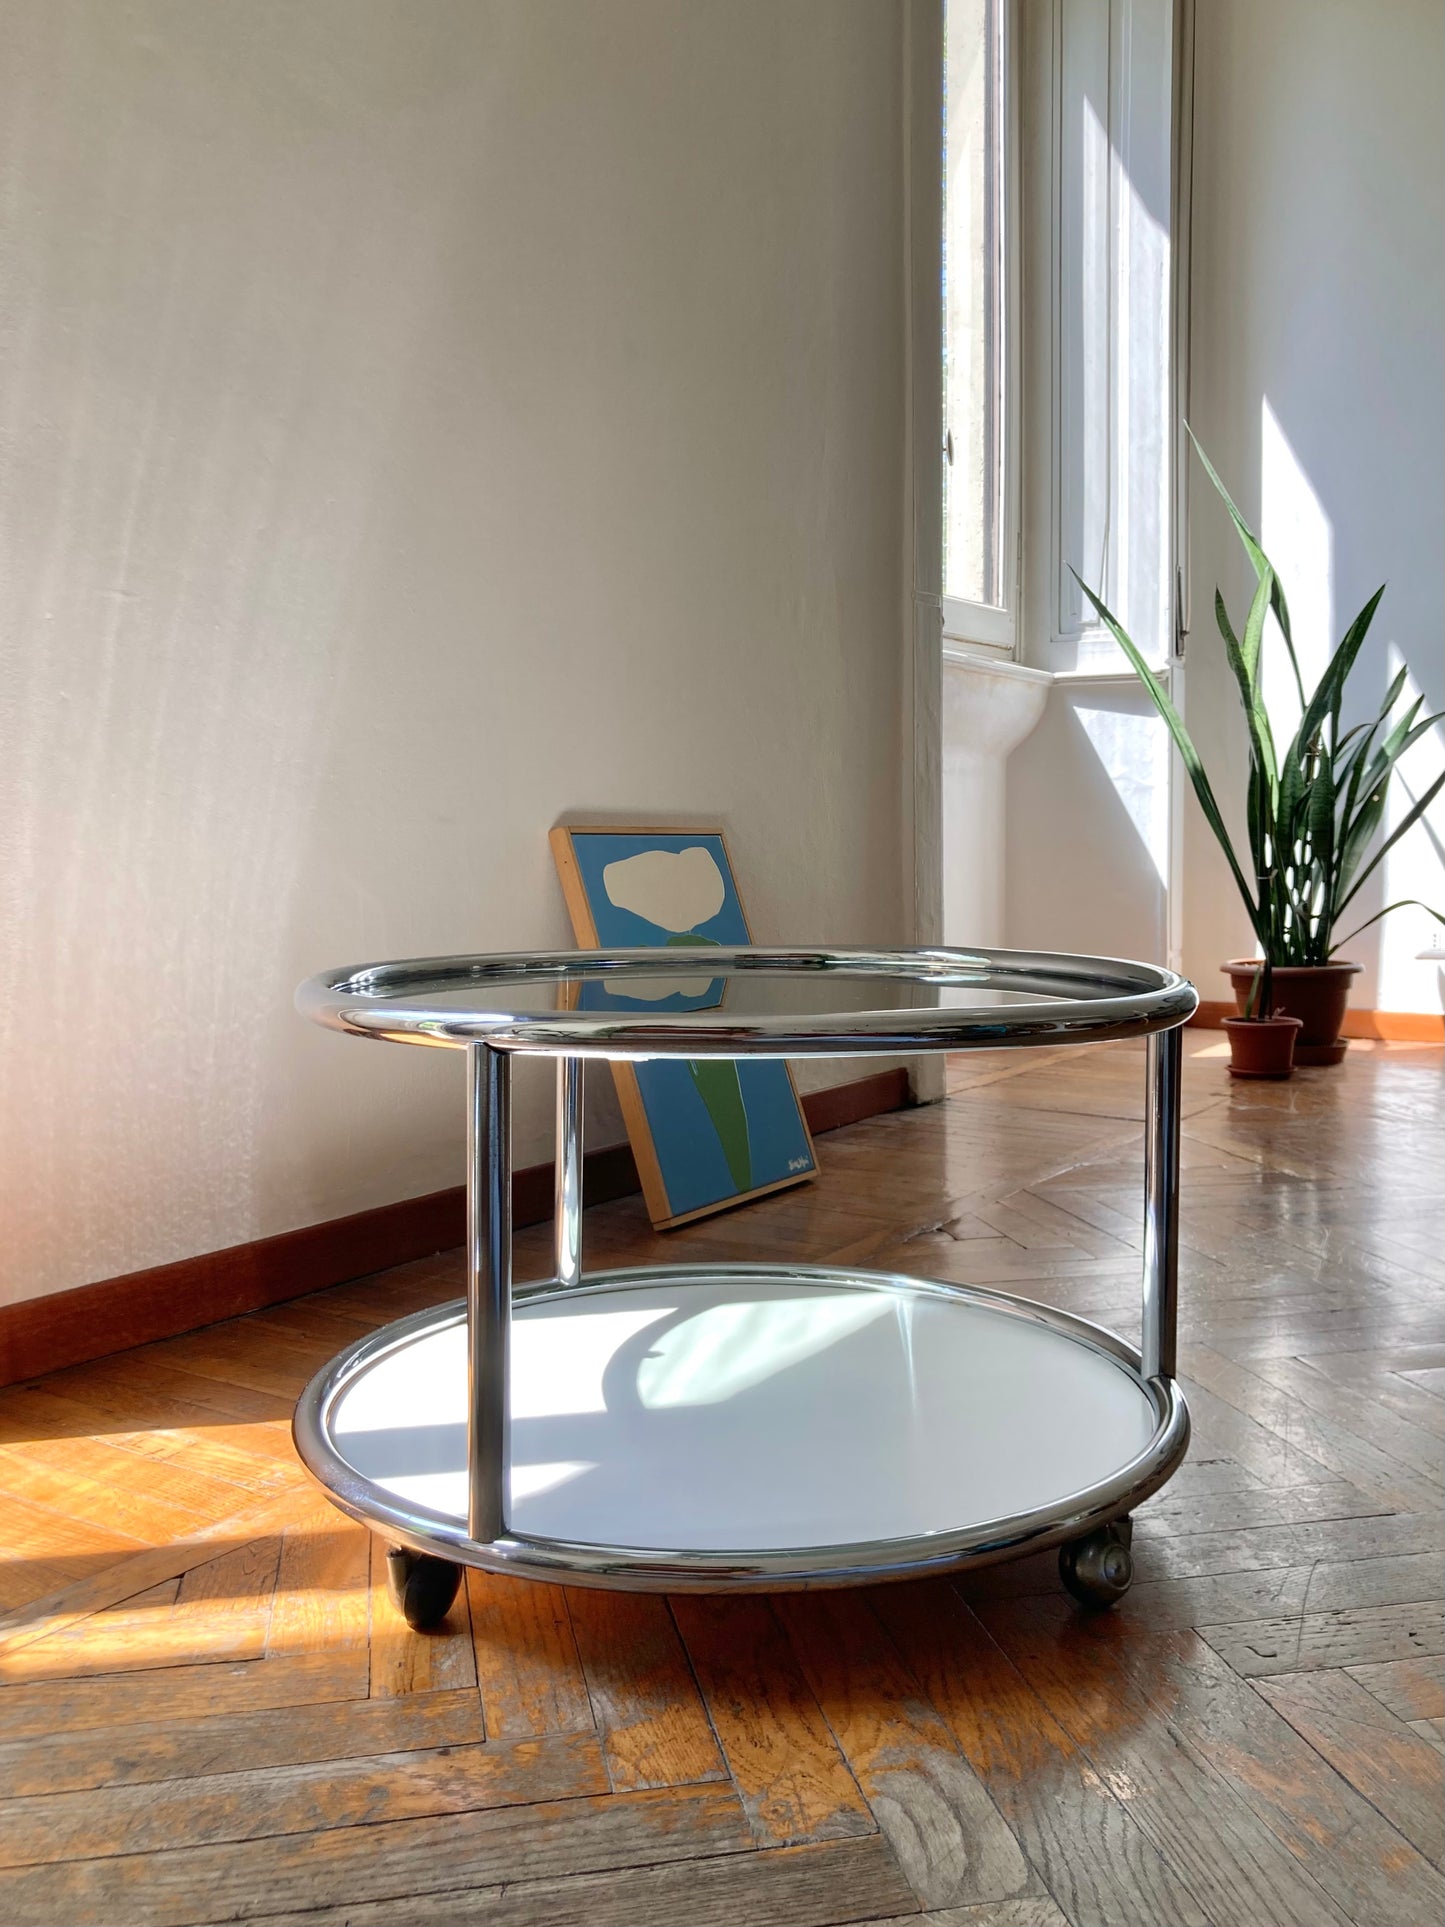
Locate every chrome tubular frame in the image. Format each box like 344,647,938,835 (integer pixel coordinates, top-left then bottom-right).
465,1044,511,1543
292,945,1198,1591
554,1055,584,1290
1142,1026,1182,1382
297,944,1199,1056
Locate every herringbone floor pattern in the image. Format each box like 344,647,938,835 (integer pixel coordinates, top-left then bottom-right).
0,1037,1441,1926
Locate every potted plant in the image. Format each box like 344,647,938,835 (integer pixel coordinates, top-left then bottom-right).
1074,435,1444,1079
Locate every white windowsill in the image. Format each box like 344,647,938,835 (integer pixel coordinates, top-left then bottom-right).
942,648,1165,691
942,644,1053,686
1049,665,1155,685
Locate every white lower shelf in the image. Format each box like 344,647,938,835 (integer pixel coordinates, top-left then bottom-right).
308,1268,1170,1565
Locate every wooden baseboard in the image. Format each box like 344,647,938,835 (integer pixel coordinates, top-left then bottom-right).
800,1067,912,1135
1189,1000,1444,1043
0,1069,911,1387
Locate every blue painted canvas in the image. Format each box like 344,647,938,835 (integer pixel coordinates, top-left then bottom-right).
559,831,816,1223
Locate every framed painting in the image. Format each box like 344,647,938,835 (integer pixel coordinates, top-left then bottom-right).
550,825,818,1228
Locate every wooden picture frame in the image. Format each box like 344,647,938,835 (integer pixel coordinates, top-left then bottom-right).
550,824,818,1229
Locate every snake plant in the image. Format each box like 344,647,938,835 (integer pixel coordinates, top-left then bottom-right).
1073,434,1444,1018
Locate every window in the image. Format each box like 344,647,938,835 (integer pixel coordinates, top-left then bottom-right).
1040,0,1179,675
942,0,1016,654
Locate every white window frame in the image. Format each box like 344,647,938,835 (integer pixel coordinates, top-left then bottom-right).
1036,0,1177,677
1009,0,1193,971
941,0,1022,660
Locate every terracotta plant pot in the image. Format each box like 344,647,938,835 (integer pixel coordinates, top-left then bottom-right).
1222,959,1363,1066
1222,1014,1303,1079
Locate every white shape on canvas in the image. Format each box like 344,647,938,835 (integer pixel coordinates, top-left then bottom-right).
601,846,726,998
603,847,725,932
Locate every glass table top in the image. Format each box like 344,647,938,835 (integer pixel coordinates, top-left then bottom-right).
297,946,1197,1057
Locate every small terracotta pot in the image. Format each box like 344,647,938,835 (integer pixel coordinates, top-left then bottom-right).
1222,1014,1304,1079
1222,959,1363,1066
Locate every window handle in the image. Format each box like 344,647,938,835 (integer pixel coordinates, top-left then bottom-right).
945,429,955,467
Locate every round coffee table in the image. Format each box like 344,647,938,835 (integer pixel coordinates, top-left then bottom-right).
293,946,1196,1626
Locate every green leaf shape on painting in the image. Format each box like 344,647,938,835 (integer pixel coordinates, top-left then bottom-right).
685,1059,753,1193
660,931,752,1191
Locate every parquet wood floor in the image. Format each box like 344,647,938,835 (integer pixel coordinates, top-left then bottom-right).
1,1037,1441,1926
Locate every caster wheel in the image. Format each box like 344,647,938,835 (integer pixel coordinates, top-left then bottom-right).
385,1548,463,1631
1058,1518,1134,1608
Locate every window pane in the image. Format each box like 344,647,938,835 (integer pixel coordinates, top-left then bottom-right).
943,0,1005,611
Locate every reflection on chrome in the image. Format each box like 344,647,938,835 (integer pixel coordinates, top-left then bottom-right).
636,1293,891,1409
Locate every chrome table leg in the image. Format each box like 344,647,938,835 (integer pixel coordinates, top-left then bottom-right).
466,1042,512,1543
555,1055,584,1289
1142,1025,1182,1381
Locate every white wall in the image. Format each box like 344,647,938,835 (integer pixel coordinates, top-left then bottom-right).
1183,0,1445,1013
0,0,909,1308
1005,680,1171,965
942,653,1048,949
